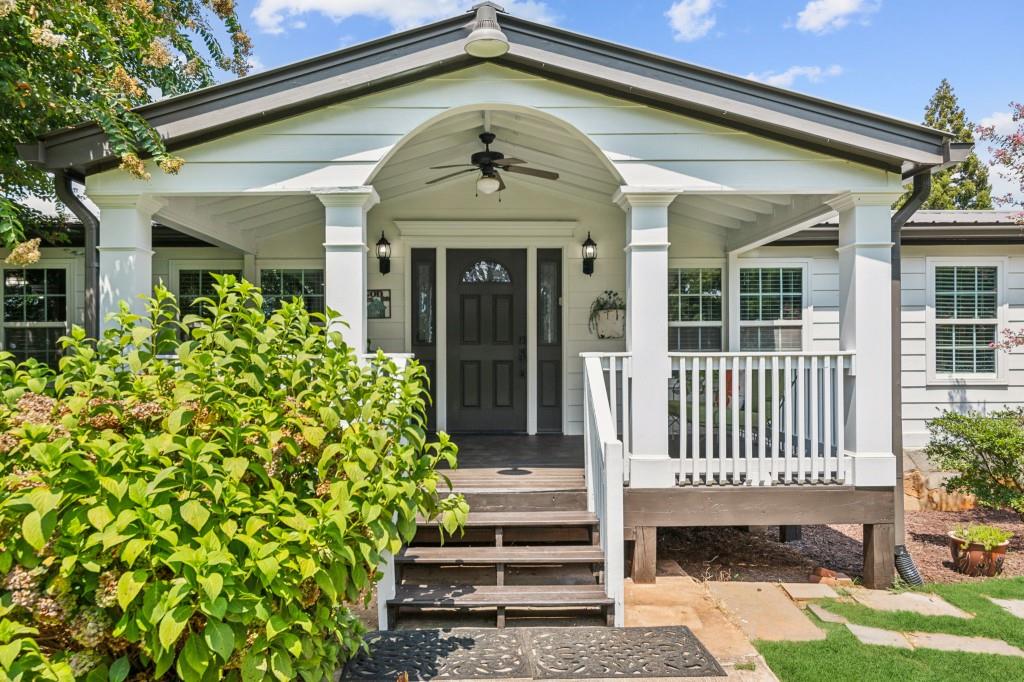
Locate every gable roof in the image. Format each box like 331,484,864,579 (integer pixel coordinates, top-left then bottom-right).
19,3,969,179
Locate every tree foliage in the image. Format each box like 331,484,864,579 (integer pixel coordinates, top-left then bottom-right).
0,278,466,680
0,0,253,251
926,409,1024,517
979,101,1024,216
899,79,993,210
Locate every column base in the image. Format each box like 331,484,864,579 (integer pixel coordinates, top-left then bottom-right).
628,456,677,488
848,452,896,487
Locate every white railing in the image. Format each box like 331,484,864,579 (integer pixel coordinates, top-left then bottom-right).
670,351,854,487
579,352,632,469
582,356,625,626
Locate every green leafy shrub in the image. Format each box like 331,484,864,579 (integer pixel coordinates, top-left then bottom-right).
0,276,466,681
951,524,1014,550
926,409,1024,516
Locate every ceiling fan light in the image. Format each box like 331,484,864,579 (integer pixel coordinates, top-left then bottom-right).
464,27,509,58
477,174,501,195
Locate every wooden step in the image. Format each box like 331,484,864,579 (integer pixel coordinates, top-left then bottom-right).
451,490,588,512
418,510,598,528
396,545,604,565
389,583,613,608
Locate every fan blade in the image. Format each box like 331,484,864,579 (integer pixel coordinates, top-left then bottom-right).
503,165,559,180
429,164,476,170
494,158,526,166
426,168,477,185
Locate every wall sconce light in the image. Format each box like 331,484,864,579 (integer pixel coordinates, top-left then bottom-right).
375,232,391,275
581,232,597,276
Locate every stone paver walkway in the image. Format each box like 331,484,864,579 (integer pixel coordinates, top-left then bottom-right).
990,598,1024,619
849,588,972,618
844,623,1024,657
708,582,824,642
779,583,838,601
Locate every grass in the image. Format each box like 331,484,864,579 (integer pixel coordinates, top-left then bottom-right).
757,577,1024,682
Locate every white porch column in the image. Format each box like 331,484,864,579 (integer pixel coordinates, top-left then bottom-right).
830,192,900,487
93,195,163,331
317,187,379,354
614,190,676,487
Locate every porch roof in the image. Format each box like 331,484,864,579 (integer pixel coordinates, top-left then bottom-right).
20,4,967,179
782,210,1024,246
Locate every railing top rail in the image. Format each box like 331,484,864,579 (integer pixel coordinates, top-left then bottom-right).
579,351,633,358
669,350,856,358
583,356,620,444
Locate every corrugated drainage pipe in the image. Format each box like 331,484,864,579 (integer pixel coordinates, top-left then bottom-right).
891,171,931,587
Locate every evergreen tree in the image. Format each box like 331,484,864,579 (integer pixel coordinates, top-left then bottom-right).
902,79,993,210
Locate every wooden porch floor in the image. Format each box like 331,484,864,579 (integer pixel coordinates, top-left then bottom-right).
443,435,584,492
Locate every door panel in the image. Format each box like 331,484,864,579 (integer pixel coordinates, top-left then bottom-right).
447,249,527,432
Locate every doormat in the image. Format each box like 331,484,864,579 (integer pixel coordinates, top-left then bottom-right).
340,626,726,680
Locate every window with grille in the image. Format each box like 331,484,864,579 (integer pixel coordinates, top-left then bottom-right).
668,267,722,351
934,265,998,375
260,269,325,316
2,267,68,367
178,269,242,316
738,266,804,351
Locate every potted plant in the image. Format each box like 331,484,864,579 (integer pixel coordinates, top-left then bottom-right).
589,290,625,339
948,524,1013,577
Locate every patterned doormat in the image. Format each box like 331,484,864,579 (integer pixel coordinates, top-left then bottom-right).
341,626,726,680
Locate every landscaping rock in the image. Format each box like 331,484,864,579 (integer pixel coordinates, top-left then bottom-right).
990,598,1024,619
849,589,972,619
780,583,839,601
845,624,912,649
907,631,1024,657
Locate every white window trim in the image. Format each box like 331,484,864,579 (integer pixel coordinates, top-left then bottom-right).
166,259,245,298
668,258,726,351
926,256,1008,386
255,260,327,313
0,258,77,362
728,258,813,352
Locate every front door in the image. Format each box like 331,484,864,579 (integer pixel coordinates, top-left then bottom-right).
447,249,527,433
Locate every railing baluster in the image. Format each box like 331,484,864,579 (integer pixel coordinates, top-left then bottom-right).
745,357,754,484
704,357,713,480
731,356,740,485
809,356,819,484
717,356,726,485
677,358,687,484
771,357,780,485
836,354,846,483
783,356,793,484
622,356,631,464
691,358,700,483
757,357,766,484
823,356,833,482
796,356,806,484
609,357,618,437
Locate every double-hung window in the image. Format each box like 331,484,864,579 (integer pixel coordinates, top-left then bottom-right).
738,265,805,351
668,266,723,351
930,261,1003,380
1,266,70,367
260,268,325,316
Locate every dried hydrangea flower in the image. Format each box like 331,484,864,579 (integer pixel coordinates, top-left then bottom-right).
5,238,41,265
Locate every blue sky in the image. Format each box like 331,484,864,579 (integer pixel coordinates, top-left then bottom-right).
232,0,1024,199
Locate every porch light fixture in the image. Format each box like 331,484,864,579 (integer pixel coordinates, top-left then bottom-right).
476,172,501,195
581,232,597,276
464,3,510,58
375,232,391,275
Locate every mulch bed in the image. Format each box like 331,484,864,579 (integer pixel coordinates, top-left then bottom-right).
659,509,1024,585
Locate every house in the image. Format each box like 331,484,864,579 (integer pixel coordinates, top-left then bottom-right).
14,2,1020,628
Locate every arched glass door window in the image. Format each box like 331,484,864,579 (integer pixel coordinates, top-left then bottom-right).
461,259,512,284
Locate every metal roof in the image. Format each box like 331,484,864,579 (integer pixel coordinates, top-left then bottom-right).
19,3,966,178
779,210,1024,246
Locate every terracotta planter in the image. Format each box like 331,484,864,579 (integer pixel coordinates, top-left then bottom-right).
948,533,1009,577
594,309,625,339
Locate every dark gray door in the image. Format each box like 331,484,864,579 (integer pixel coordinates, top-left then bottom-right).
447,249,527,433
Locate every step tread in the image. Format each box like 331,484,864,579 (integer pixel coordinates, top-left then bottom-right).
418,510,598,527
396,545,605,564
389,584,613,607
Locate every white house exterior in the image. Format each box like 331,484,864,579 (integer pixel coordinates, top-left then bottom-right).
18,2,1015,626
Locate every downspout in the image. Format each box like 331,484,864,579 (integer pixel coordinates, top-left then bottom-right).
891,171,931,586
53,170,99,338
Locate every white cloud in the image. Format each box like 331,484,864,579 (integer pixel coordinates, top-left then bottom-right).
746,64,842,88
978,110,1022,204
246,56,266,73
666,0,717,42
251,0,555,35
793,0,879,34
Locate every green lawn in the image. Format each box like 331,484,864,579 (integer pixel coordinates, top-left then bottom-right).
757,578,1024,682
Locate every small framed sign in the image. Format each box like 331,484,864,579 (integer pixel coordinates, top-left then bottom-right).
367,289,391,319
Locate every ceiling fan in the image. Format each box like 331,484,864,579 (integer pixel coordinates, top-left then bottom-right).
426,132,559,194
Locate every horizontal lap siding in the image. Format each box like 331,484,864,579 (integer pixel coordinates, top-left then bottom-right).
766,244,1024,450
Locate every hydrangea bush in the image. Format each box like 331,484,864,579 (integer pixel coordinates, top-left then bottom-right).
0,276,466,681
